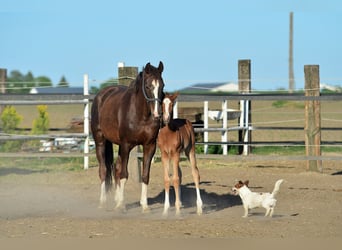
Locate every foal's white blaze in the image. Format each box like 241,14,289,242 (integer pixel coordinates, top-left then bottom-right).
162,97,171,123
152,80,160,118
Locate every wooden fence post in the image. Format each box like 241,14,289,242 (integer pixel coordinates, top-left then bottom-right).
304,65,322,172
118,64,141,182
118,63,138,86
0,68,7,114
83,74,90,170
238,60,252,155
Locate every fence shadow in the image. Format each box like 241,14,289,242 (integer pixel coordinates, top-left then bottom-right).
0,167,48,176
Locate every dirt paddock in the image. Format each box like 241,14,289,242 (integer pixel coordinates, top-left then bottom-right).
0,158,341,241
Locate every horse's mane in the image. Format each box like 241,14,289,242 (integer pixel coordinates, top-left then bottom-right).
128,72,142,93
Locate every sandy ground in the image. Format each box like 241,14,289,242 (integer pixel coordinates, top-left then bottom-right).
0,158,341,240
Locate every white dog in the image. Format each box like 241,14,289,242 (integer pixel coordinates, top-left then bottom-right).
232,179,284,218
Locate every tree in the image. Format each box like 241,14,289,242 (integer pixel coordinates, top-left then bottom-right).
90,78,118,94
57,76,69,87
35,76,53,87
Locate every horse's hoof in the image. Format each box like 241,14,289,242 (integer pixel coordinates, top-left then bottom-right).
142,206,150,214
98,202,106,209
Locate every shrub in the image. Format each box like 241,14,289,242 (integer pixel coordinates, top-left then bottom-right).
32,105,50,134
0,106,23,152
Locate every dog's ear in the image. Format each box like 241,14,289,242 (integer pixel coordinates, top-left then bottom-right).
244,180,249,186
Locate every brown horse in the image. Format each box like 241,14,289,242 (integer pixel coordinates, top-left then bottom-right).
91,62,165,211
157,92,203,215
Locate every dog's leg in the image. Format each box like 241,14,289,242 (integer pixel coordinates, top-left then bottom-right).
265,208,271,217
243,205,249,218
269,208,274,217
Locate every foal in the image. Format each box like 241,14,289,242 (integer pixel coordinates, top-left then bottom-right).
157,92,203,216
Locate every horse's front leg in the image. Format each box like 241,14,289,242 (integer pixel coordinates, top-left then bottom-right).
114,145,130,210
140,143,157,212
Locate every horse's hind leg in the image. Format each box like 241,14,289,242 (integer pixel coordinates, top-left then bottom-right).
188,148,203,215
95,139,113,208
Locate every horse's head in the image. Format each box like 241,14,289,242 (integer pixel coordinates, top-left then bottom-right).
162,92,179,125
142,61,165,119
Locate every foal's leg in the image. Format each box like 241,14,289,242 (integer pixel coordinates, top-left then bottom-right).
161,152,171,216
172,153,182,215
188,147,203,215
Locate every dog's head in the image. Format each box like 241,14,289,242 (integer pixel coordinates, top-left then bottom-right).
231,180,249,195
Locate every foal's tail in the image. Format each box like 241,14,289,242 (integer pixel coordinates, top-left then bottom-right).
271,179,284,198
105,140,114,192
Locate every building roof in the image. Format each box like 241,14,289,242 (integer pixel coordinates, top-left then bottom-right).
180,82,238,93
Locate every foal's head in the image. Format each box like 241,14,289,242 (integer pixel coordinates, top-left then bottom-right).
162,92,179,125
141,61,165,119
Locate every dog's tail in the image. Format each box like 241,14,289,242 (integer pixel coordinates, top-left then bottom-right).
271,179,284,198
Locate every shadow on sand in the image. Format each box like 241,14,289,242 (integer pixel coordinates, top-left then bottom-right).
126,181,241,214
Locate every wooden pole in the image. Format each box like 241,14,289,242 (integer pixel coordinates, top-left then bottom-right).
118,65,138,86
238,60,252,155
0,68,7,114
289,12,295,93
83,74,90,170
221,100,228,155
203,101,209,154
304,65,322,172
118,64,141,182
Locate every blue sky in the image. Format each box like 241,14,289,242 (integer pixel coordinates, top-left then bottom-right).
1,0,341,91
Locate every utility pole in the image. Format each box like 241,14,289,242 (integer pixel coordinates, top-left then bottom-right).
289,12,295,93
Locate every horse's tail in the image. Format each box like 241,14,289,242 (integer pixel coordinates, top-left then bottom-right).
271,179,284,198
105,140,114,192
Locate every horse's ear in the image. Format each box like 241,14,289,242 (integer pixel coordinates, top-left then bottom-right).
244,180,249,186
144,62,151,74
158,61,164,73
172,92,179,101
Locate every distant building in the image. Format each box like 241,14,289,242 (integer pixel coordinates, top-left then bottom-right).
30,87,83,94
180,82,238,93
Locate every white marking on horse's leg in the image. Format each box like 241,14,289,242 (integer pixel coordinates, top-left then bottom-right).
163,190,170,216
98,181,106,208
140,183,149,212
152,80,160,118
114,178,127,209
178,185,182,208
196,187,203,215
